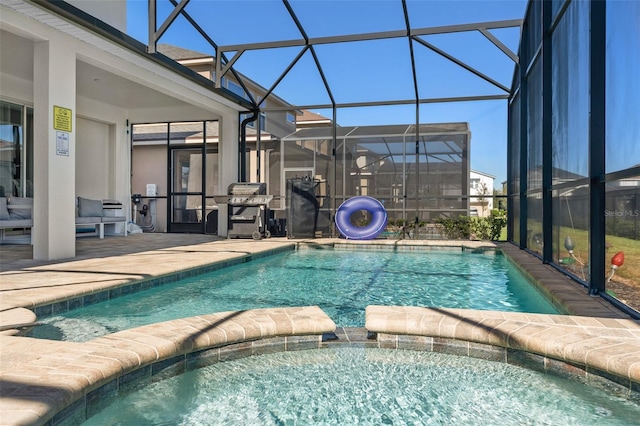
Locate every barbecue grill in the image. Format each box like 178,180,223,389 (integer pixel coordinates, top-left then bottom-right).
227,183,272,240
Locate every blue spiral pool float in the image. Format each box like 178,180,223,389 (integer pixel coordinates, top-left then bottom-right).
335,196,388,240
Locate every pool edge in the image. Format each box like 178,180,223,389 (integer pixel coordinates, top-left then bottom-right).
2,239,639,426
46,317,640,425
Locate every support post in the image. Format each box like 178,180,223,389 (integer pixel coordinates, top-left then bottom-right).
33,40,76,260
542,0,553,263
588,0,607,295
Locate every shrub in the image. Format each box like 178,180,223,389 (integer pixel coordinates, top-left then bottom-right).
435,216,471,239
487,210,507,240
470,217,492,240
436,211,506,241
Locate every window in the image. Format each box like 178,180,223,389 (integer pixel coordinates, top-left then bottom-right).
227,80,244,98
0,100,32,197
287,112,296,124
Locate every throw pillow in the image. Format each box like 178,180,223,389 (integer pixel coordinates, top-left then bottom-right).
78,197,104,217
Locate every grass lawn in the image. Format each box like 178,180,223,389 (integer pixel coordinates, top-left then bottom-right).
498,221,639,288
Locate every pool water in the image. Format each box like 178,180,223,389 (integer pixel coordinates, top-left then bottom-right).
34,248,560,342
82,347,640,425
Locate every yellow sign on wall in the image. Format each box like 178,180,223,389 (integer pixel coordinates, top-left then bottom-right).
53,106,72,132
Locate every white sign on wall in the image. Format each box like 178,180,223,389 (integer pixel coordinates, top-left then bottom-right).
56,131,69,156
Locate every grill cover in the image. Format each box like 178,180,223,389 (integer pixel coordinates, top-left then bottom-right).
286,177,320,238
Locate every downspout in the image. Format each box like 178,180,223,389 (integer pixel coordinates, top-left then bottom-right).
239,110,259,182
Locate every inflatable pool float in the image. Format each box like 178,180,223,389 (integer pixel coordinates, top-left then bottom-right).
335,196,387,240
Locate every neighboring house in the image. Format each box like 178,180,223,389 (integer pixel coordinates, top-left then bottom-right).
282,110,473,222
295,110,333,129
470,170,496,217
280,121,471,222
300,111,490,222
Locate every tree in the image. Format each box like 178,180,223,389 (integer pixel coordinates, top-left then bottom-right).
476,182,490,216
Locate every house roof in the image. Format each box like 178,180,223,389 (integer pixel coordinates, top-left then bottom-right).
297,110,333,124
471,170,497,179
157,44,210,61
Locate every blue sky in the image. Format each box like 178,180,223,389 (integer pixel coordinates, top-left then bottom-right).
126,0,528,188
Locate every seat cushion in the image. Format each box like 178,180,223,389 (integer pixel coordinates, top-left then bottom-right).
75,216,102,225
101,216,126,223
0,219,33,228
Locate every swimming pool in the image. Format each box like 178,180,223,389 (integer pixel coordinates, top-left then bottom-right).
33,247,561,342
81,347,640,425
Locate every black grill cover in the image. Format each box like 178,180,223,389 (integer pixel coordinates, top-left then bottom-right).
286,177,319,238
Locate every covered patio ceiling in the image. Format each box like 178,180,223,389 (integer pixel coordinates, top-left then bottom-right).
145,0,524,114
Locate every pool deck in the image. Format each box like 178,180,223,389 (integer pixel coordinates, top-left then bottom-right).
1,235,639,425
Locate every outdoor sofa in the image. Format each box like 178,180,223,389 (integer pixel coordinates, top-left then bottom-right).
0,196,127,244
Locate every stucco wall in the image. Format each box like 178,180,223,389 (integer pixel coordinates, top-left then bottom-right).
76,117,111,199
132,144,168,232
